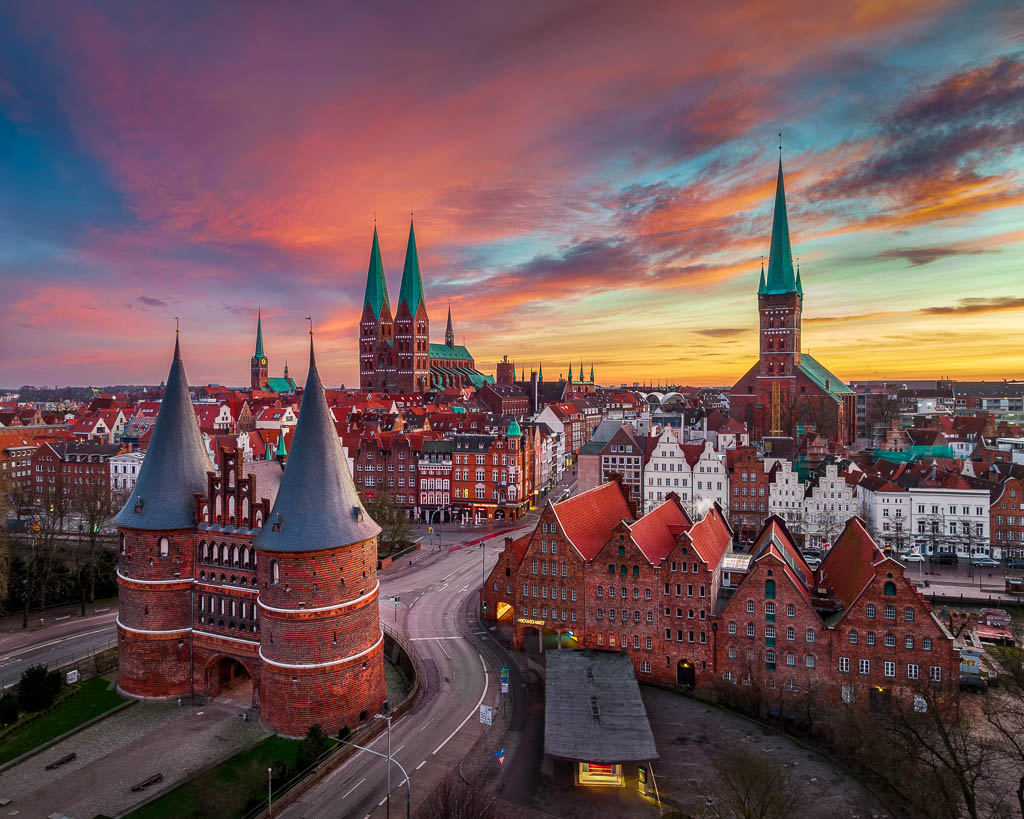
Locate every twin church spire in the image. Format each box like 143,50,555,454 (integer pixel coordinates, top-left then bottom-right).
363,220,428,322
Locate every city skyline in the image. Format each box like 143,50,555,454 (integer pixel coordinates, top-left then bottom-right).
3,1,1024,387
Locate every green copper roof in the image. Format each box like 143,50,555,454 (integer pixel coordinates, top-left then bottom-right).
363,226,390,319
538,362,543,380
589,362,594,382
265,441,273,460
255,310,265,357
507,418,521,437
578,361,584,381
760,159,798,296
429,342,473,361
757,263,766,294
266,376,296,394
398,220,426,316
795,266,804,297
275,430,288,457
798,354,853,396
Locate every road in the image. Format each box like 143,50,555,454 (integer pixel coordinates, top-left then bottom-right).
281,525,532,819
0,609,118,689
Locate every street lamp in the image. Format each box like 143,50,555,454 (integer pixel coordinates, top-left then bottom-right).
374,701,394,819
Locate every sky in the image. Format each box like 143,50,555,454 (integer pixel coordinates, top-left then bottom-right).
2,0,1023,389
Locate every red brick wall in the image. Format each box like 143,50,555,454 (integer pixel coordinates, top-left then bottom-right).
117,626,192,698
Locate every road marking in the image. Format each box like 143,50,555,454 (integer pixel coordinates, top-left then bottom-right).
0,625,114,662
341,777,365,799
417,719,432,733
459,584,469,593
378,796,387,806
393,743,406,755
407,635,462,641
435,638,451,659
438,564,465,583
416,760,427,770
432,652,489,755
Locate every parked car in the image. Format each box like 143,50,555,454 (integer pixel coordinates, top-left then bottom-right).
900,552,925,563
971,557,1000,568
1007,559,1024,570
930,552,959,566
960,675,988,693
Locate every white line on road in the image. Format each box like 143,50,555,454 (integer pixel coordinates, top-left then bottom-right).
393,743,406,755
341,777,365,799
0,625,114,662
435,638,451,659
378,796,387,806
416,760,427,770
432,652,489,755
407,635,462,641
417,719,432,733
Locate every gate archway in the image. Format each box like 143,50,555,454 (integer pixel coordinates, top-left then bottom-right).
677,658,695,687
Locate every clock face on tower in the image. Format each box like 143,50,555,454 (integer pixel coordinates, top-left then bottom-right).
260,358,267,366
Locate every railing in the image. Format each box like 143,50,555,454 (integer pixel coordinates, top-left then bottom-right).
0,636,118,690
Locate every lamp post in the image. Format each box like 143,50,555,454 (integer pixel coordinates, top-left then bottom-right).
374,701,393,819
340,733,411,819
267,766,273,816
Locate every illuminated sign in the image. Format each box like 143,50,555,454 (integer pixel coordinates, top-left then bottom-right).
519,617,546,626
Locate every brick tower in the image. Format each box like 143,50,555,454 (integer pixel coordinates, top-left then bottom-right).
115,333,210,698
254,335,387,737
756,159,803,435
393,220,430,393
359,226,394,391
251,309,269,391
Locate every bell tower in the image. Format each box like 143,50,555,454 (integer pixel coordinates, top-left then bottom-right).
251,310,269,391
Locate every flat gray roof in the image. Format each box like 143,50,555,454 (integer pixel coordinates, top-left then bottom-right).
544,650,658,763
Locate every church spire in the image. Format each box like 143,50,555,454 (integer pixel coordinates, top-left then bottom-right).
254,333,380,553
363,225,390,319
445,301,454,347
538,361,543,381
763,158,798,295
114,333,210,530
398,219,426,317
578,360,584,382
589,361,594,383
255,309,265,357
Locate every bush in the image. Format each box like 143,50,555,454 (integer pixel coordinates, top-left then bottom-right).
17,665,61,712
0,693,19,726
296,723,331,773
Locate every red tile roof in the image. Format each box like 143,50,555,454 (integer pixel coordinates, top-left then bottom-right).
552,481,633,561
628,497,692,564
685,503,733,568
817,517,881,611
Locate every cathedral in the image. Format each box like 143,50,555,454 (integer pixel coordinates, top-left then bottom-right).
115,332,386,737
730,159,855,445
359,222,492,392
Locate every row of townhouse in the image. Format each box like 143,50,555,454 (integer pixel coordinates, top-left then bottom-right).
482,481,957,706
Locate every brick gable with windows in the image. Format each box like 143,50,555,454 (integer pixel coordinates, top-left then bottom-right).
728,445,771,544
992,477,1024,556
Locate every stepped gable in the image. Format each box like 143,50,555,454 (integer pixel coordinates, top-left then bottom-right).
255,338,381,552
551,481,633,561
114,335,210,530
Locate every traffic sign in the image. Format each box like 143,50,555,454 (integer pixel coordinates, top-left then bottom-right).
494,747,505,766
501,682,509,694
479,705,493,725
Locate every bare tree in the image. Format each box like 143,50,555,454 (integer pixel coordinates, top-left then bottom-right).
72,481,122,605
696,746,806,819
416,772,507,819
365,490,412,556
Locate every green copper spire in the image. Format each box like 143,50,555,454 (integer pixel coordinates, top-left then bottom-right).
757,259,767,295
275,429,288,458
398,220,426,316
795,262,804,296
363,226,390,319
578,361,584,381
255,309,265,357
265,439,273,460
763,159,797,295
567,361,572,383
589,362,594,382
538,361,543,381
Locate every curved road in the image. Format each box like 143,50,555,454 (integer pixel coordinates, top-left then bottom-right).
282,526,531,818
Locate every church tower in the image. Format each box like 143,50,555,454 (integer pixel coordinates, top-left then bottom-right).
757,158,803,434
393,220,430,393
251,310,269,391
115,333,211,698
360,226,394,392
254,335,386,737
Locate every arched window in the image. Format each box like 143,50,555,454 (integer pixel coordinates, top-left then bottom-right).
765,579,776,599
242,546,250,567
200,541,208,561
215,494,223,520
221,543,230,564
119,533,126,555
241,497,250,526
271,560,280,585
778,362,785,375
767,361,774,374
767,339,774,351
158,537,170,557
228,495,236,523
884,581,897,596
231,545,239,566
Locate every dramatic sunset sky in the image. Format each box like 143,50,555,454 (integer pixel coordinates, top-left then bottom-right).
2,1,1023,388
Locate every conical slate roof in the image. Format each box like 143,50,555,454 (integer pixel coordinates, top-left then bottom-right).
254,338,380,553
363,226,390,319
398,220,426,317
761,159,798,295
114,336,210,530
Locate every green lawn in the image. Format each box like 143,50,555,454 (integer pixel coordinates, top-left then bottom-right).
128,735,302,819
0,676,126,764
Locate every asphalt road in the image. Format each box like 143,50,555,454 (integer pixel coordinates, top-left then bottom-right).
282,522,534,819
0,609,118,689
